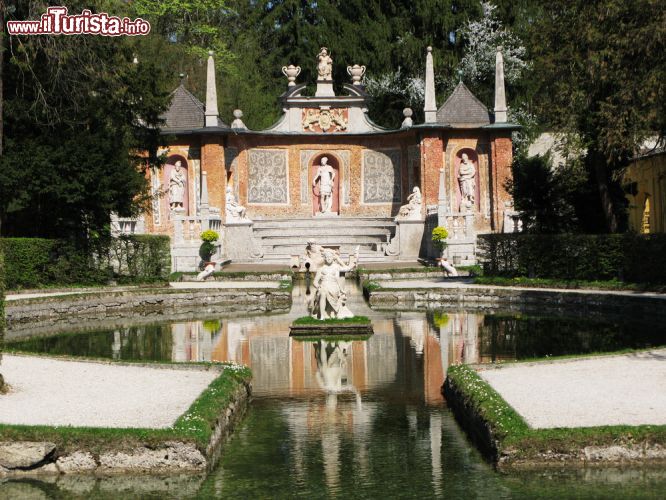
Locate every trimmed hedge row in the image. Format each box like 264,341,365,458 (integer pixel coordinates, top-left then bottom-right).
478,233,666,283
1,250,5,390
0,235,171,290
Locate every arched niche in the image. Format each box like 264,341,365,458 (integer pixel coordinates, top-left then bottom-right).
164,155,189,215
454,148,480,212
310,153,341,216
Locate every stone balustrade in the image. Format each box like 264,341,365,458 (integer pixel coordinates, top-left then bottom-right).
110,214,145,236
172,212,222,243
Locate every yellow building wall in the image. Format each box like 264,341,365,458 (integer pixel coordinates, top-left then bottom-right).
624,153,666,233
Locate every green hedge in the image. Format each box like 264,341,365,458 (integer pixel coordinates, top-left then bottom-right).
0,249,5,391
478,233,666,283
0,235,171,290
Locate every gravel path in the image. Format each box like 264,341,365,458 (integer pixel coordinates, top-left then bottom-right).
0,355,217,428
479,349,666,428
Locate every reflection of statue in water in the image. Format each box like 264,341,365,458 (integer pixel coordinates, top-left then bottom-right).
169,161,186,209
311,249,358,320
314,340,362,408
312,156,335,214
317,47,333,81
225,186,248,222
458,152,476,209
397,186,422,220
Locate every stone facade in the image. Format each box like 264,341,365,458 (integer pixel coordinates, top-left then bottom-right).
140,47,518,267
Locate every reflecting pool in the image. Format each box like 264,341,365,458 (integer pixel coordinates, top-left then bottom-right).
3,284,666,498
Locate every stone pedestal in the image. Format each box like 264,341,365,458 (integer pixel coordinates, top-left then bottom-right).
315,80,335,97
224,222,262,261
397,220,425,260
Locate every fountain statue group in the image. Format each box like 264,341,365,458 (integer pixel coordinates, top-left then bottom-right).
305,244,359,320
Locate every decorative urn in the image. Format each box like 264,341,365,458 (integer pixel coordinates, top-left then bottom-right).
281,65,302,86
347,64,366,85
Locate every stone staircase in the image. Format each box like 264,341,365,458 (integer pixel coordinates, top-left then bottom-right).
251,217,398,264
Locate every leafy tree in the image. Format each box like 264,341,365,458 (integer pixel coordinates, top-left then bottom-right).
509,153,584,234
529,0,666,232
0,1,171,239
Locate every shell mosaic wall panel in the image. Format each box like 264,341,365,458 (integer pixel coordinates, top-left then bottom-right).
362,149,402,203
248,149,289,204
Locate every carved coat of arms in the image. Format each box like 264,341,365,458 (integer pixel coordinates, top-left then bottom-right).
302,108,348,133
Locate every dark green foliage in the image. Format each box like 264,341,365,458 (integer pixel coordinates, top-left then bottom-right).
478,233,666,283
509,153,584,233
199,241,216,261
0,236,171,289
216,0,482,128
0,249,5,391
528,0,666,232
0,1,170,239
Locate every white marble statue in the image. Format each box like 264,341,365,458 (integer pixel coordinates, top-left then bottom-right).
397,186,422,220
312,156,336,214
311,249,358,320
169,161,186,209
458,153,476,209
439,258,458,277
225,186,248,222
196,262,216,281
317,47,333,81
303,238,325,271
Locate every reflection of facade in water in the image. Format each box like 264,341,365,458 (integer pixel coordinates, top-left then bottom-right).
170,322,214,362
164,311,514,403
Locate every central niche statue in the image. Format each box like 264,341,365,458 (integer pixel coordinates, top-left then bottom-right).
312,156,335,214
169,161,186,210
311,249,358,320
458,152,476,210
316,47,333,81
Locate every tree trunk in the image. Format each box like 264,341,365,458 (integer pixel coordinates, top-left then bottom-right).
591,151,618,233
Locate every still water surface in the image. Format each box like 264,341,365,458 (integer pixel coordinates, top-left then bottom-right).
3,286,666,498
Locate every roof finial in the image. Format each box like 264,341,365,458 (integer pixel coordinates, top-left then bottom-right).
458,68,463,83
179,73,186,85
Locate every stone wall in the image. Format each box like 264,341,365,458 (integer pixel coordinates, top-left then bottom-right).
219,132,419,219
367,284,666,318
5,288,291,328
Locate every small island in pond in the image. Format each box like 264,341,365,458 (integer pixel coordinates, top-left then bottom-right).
289,315,374,337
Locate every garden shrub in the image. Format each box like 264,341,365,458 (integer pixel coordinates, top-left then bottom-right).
478,233,666,283
0,235,171,289
0,249,5,387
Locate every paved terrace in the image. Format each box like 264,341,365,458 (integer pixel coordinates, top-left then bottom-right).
478,349,666,428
